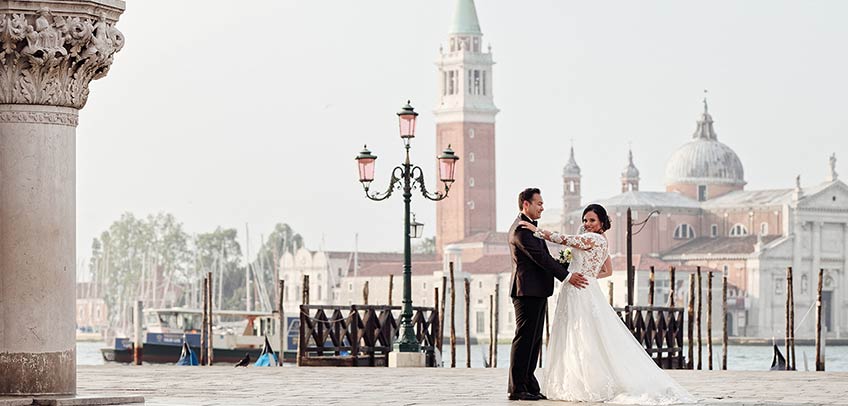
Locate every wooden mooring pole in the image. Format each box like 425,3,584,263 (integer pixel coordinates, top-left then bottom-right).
489,294,494,367
449,262,456,368
707,271,713,370
687,273,694,370
284,279,286,366
648,266,655,306
493,282,500,368
302,275,310,305
607,281,614,306
388,274,394,306
669,266,676,307
696,266,702,370
363,280,369,305
440,275,447,354
133,300,143,366
789,267,796,370
722,272,728,370
816,268,824,371
465,278,471,368
207,271,214,366
201,277,208,366
785,267,791,370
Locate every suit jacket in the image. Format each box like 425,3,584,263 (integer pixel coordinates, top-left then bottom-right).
509,213,570,298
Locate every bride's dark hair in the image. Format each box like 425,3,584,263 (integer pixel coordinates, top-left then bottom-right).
583,204,612,232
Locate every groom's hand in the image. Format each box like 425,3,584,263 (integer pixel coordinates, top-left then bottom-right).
568,273,589,289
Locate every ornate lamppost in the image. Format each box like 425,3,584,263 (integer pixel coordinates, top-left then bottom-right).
355,101,458,352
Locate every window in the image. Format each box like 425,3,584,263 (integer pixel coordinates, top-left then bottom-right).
448,71,456,94
760,222,769,236
468,152,475,162
775,278,784,295
478,281,483,289
423,282,427,290
673,224,695,240
473,37,480,52
338,267,343,277
348,283,353,292
468,200,475,210
730,224,748,237
473,70,482,95
723,265,729,274
467,69,472,94
469,177,475,187
468,128,475,138
711,224,718,238
482,71,487,95
698,185,708,201
476,311,485,334
801,275,809,294
568,180,575,193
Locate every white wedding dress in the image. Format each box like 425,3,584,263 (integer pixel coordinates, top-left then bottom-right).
542,231,695,404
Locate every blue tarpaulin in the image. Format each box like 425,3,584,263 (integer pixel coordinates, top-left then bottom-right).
254,335,278,367
176,339,198,366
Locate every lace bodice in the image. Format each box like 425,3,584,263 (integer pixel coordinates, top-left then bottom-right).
551,232,608,278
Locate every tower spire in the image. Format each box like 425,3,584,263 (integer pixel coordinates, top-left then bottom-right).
621,147,640,192
693,92,717,141
450,0,482,35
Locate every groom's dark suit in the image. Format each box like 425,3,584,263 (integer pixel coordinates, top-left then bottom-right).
508,213,570,396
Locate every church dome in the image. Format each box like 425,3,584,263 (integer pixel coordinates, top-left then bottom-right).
664,101,745,187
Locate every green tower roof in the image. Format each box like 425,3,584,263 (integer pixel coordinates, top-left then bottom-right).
449,0,482,35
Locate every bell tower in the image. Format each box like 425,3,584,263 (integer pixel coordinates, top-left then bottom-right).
434,0,499,251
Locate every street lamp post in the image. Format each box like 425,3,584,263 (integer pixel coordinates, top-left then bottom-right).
355,101,458,353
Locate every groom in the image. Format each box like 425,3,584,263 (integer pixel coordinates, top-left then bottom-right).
507,188,588,401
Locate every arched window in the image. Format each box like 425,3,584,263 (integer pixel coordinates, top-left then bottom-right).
568,180,575,193
468,152,475,162
730,224,748,237
468,177,475,187
468,128,475,138
711,224,718,238
760,222,768,236
673,224,695,240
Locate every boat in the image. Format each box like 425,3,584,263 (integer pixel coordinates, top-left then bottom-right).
770,343,787,370
101,307,297,364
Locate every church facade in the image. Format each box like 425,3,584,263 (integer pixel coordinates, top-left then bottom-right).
558,101,847,339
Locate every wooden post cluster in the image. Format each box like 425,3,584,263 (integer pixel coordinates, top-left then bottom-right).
439,276,447,355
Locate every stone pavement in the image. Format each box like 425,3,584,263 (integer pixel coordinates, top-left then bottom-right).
68,365,848,405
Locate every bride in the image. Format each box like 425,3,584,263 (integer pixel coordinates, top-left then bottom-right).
519,204,695,404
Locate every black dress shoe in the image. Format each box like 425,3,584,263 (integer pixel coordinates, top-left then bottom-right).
508,392,541,401
533,393,547,400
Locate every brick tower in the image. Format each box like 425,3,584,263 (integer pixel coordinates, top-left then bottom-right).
434,0,499,251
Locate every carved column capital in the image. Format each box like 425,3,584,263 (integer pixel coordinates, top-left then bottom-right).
0,1,125,109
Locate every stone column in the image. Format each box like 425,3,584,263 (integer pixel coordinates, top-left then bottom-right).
0,1,124,395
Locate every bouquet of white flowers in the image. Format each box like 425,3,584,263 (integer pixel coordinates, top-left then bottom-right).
557,248,573,265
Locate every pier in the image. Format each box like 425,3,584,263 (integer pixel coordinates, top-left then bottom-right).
1,366,843,406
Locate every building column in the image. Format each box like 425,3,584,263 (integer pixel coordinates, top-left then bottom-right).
0,1,125,395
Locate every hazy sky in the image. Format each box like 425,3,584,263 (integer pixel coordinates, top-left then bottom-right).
77,0,848,265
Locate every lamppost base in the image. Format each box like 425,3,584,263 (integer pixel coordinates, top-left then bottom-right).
388,351,426,368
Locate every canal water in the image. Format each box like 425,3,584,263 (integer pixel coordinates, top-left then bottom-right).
78,341,848,371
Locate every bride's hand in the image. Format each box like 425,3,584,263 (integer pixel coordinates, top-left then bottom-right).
518,220,537,232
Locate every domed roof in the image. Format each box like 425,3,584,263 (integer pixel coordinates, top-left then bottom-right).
563,145,581,177
664,100,745,187
621,148,639,179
